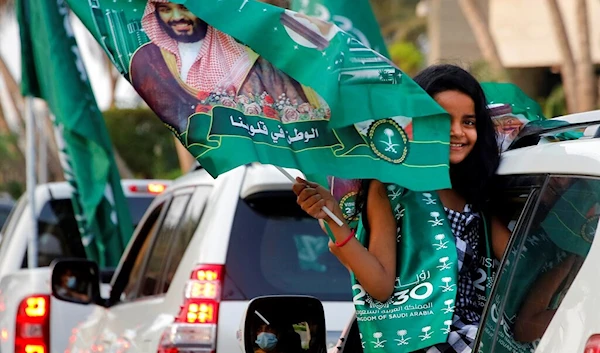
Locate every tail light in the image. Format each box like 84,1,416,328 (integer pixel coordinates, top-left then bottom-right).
128,183,167,194
15,295,50,353
157,265,223,353
585,334,600,353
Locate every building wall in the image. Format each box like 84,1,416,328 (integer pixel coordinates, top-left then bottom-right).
427,0,486,66
428,0,600,68
490,0,600,68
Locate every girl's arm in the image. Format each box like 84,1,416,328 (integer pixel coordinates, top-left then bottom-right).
293,178,397,302
513,255,576,342
491,216,511,260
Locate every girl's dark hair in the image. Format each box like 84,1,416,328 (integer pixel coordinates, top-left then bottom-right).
355,64,500,217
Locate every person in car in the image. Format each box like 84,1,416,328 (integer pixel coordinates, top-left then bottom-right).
55,269,90,302
293,64,510,352
254,324,280,353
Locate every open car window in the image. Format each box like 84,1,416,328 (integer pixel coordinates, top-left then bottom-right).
478,175,600,353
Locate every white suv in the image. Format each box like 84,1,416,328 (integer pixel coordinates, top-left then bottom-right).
54,165,354,353
0,179,169,353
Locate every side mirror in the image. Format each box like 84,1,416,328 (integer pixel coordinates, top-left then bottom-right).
50,259,100,305
238,296,327,353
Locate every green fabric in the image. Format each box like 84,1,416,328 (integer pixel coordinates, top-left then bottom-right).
352,187,458,352
17,0,133,267
541,179,600,257
63,0,452,192
291,0,389,58
482,82,582,146
482,83,545,122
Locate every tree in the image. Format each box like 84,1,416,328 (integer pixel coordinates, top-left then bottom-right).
546,0,579,113
574,0,596,111
457,0,506,78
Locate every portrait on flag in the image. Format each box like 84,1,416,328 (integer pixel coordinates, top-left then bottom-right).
130,0,332,134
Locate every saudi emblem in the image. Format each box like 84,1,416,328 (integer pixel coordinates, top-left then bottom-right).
581,214,599,243
368,119,409,164
339,191,359,221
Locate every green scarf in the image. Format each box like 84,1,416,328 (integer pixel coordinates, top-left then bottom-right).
351,186,459,352
325,178,494,352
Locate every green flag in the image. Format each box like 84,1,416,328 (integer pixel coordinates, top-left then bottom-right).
291,0,389,58
62,0,451,191
18,0,133,267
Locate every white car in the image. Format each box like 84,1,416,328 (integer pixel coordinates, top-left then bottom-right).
53,165,354,353
0,179,170,353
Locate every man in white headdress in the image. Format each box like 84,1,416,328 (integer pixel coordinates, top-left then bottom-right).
130,0,329,135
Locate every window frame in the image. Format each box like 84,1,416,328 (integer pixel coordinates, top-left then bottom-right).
474,174,548,352
135,191,193,299
109,197,171,306
156,186,211,294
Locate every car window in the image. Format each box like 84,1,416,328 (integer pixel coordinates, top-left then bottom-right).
0,196,26,249
160,187,210,293
0,203,14,229
137,193,191,298
122,203,166,301
127,196,156,228
35,199,87,267
479,175,600,353
223,191,351,302
15,195,156,269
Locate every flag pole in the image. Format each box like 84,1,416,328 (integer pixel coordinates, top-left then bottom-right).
37,105,47,184
25,96,38,269
275,166,344,227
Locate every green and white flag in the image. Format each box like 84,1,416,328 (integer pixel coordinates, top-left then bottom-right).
63,0,451,191
291,0,389,58
18,0,134,267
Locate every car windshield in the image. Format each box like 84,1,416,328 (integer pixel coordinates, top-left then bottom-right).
223,191,351,302
24,195,155,268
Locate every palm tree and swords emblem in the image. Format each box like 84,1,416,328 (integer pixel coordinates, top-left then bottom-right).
368,119,409,164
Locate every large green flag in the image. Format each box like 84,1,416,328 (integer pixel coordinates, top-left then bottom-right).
62,0,451,191
291,0,389,58
18,0,133,267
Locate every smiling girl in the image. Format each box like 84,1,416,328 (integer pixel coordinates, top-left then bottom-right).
293,64,511,352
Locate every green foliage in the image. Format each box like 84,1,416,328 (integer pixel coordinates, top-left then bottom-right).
388,41,423,76
0,181,23,199
0,133,21,161
103,108,181,179
540,85,567,119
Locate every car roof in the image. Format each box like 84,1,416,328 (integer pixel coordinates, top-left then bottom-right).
499,138,600,177
499,109,600,177
166,164,303,198
38,179,172,200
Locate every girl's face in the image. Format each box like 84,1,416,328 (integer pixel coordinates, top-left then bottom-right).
434,90,477,165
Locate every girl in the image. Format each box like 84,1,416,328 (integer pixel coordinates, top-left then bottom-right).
293,64,510,352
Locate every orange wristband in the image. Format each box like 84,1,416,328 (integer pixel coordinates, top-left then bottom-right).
335,229,356,247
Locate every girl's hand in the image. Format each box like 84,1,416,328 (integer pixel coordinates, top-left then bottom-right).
292,177,342,223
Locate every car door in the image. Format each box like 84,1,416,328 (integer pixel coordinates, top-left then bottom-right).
69,195,169,352
477,175,600,353
97,186,208,353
